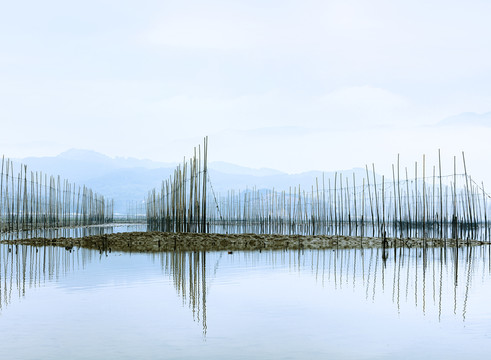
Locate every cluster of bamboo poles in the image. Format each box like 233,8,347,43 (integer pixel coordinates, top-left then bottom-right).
0,156,114,234
146,136,208,233
145,145,489,241
207,151,490,241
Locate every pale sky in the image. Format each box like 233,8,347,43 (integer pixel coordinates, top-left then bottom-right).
1,0,490,186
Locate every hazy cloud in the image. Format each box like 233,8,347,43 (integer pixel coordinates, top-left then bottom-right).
439,112,491,127
1,0,491,185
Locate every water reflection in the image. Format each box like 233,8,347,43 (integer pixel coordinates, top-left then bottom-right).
158,251,210,335
153,246,491,335
1,243,490,335
0,244,96,310
0,223,147,241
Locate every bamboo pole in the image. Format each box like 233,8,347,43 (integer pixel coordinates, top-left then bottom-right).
397,154,403,238
365,165,375,236
423,154,426,240
372,164,380,236
438,149,443,241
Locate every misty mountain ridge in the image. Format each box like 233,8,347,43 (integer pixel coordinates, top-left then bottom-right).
438,111,491,127
58,148,179,169
11,149,378,214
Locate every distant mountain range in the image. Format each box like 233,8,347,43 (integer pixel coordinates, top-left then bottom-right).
11,149,377,214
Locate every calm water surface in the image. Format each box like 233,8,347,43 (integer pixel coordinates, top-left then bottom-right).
0,244,490,359
0,223,147,241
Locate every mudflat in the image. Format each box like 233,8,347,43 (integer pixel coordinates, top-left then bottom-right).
1,231,485,252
